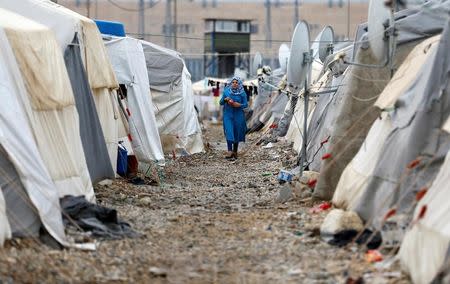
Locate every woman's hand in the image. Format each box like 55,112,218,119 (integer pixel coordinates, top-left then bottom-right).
227,99,234,105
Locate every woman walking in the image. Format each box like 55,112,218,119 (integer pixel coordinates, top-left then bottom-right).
220,77,248,160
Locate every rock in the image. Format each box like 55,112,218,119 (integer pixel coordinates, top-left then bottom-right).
248,182,258,188
167,216,179,222
138,197,152,206
148,267,167,277
320,209,364,235
98,179,113,186
275,184,292,203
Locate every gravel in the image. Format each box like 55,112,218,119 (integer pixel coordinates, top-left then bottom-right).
0,122,409,283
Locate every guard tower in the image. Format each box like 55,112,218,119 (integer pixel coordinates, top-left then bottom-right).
204,18,251,78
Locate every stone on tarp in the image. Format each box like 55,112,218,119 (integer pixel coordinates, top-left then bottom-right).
299,171,320,185
320,209,364,236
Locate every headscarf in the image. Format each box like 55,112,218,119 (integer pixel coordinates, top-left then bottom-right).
227,76,244,95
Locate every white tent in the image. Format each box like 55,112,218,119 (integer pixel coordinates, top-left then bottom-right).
0,8,95,201
313,0,450,200
399,148,450,283
332,35,441,210
103,36,165,164
399,151,450,283
0,0,122,173
141,40,204,155
181,67,206,154
0,10,75,247
286,70,333,154
399,117,450,283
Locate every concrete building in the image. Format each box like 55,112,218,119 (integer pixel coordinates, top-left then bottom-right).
58,0,368,80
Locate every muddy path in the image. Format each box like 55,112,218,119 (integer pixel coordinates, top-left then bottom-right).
0,123,409,283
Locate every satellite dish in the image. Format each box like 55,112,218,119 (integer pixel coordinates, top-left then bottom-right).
252,52,263,76
310,32,321,59
278,44,290,73
318,26,334,63
287,21,311,88
367,0,390,62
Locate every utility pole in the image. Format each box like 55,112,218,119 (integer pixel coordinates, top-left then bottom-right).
86,0,91,17
347,0,350,39
139,0,145,39
265,0,272,66
294,0,299,29
165,0,172,48
174,0,177,50
95,0,98,18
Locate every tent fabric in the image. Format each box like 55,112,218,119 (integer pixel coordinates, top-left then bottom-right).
352,21,450,230
0,0,121,171
104,36,165,163
0,27,68,246
0,145,41,238
0,9,95,202
301,46,353,166
0,0,118,90
332,36,440,210
64,36,115,183
312,39,424,201
92,88,120,173
273,94,298,138
399,148,450,284
141,40,185,93
375,35,441,110
180,67,204,154
286,95,318,154
142,39,203,155
0,190,10,246
313,0,450,200
332,112,392,209
0,10,74,111
444,116,450,133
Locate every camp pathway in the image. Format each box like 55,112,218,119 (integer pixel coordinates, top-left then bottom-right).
0,123,408,283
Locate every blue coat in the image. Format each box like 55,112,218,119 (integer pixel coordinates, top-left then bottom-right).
220,88,248,142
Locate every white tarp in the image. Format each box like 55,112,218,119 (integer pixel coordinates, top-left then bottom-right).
332,36,440,210
104,36,165,163
0,26,67,246
399,148,450,284
180,67,204,154
0,0,121,172
0,9,94,201
444,115,450,133
286,71,333,154
141,40,203,155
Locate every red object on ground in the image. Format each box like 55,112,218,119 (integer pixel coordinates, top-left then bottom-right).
321,153,332,160
365,250,383,263
127,133,133,142
309,202,331,213
307,178,317,188
269,123,278,129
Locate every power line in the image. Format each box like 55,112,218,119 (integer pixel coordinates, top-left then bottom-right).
126,32,353,43
105,0,158,12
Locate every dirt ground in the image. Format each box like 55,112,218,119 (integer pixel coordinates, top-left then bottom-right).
0,123,410,283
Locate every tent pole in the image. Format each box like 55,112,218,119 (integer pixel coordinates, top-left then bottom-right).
299,81,308,177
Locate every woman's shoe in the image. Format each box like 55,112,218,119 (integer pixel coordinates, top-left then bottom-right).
232,151,238,159
225,151,234,159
